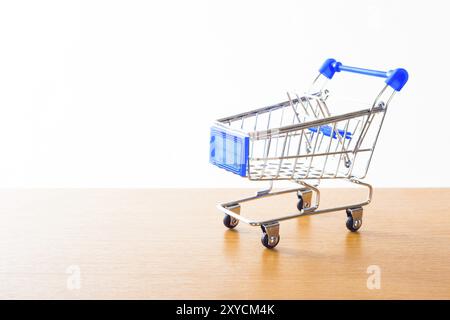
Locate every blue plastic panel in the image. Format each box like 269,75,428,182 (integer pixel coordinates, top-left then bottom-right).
309,125,352,139
210,125,249,177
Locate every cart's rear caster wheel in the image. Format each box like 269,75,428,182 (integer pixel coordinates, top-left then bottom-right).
296,197,304,211
261,233,280,249
345,159,352,168
297,190,312,211
346,207,363,232
223,214,239,229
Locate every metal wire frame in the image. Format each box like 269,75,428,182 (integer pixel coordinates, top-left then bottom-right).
217,178,373,227
214,76,397,239
214,84,394,182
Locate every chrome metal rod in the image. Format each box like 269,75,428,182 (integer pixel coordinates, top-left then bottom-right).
217,179,372,226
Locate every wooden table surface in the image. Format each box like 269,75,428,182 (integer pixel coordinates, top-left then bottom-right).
0,188,449,299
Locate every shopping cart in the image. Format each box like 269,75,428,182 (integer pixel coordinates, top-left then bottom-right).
209,58,408,249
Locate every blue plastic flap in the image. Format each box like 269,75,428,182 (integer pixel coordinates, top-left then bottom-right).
309,125,352,139
210,125,249,177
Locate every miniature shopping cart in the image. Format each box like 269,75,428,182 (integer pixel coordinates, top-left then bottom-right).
209,58,408,249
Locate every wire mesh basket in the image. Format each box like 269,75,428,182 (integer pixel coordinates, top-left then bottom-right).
210,58,408,249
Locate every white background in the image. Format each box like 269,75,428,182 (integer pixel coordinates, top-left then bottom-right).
0,0,449,188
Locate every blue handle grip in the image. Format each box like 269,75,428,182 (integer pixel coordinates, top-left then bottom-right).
319,58,408,91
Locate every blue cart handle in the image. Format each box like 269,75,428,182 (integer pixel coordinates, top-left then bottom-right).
319,58,408,91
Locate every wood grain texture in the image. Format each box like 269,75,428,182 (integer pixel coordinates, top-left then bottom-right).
0,188,449,299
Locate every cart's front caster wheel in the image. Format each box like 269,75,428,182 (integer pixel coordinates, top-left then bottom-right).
260,222,280,249
346,216,361,232
261,233,280,249
346,207,363,232
223,214,239,229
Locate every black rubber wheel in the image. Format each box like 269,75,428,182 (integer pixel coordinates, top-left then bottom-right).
261,233,280,249
297,197,304,211
346,216,362,232
223,214,239,229
345,160,352,168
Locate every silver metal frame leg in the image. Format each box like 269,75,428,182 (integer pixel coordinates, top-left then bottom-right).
297,189,313,209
